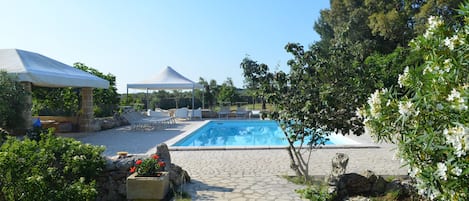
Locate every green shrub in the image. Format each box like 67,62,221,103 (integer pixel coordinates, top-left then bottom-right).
0,131,105,201
25,126,49,142
359,3,469,200
296,185,335,201
0,71,28,131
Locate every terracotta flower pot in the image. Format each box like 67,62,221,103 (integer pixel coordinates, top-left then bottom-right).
126,172,169,200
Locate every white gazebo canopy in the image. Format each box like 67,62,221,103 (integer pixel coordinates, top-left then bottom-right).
0,49,109,88
127,66,202,90
127,66,203,112
0,48,110,132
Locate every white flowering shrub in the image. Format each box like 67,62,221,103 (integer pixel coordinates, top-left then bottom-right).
358,3,469,201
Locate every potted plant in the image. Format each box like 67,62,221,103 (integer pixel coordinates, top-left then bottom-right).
126,154,169,200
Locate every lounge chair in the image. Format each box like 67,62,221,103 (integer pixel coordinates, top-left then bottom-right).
174,107,189,120
147,109,176,128
122,110,173,131
218,106,231,119
235,106,250,119
189,108,202,120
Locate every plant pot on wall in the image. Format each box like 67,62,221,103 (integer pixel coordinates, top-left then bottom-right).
126,172,170,200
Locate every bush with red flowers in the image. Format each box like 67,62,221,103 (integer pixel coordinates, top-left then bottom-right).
129,154,166,177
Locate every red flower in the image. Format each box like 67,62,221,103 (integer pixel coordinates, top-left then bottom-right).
136,159,142,165
152,154,159,160
158,161,166,167
129,166,136,173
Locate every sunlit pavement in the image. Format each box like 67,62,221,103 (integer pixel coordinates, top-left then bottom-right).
64,120,407,201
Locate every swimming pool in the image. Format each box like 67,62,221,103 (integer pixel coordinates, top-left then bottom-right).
172,120,360,148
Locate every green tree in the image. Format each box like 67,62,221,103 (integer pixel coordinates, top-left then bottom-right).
198,77,213,109
32,63,119,117
32,87,79,116
253,43,364,178
217,78,239,104
74,62,119,117
240,57,270,110
0,71,28,132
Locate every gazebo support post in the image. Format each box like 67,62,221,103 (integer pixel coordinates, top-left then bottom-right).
21,82,33,130
79,87,94,132
191,87,195,119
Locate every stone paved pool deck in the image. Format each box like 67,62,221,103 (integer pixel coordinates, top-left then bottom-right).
64,120,408,201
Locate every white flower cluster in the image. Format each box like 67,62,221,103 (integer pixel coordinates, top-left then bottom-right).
444,34,465,50
424,16,443,39
436,162,447,180
398,100,419,117
444,125,469,157
408,166,421,178
451,166,462,176
446,88,468,110
416,176,441,200
367,89,382,117
398,66,410,88
423,61,451,76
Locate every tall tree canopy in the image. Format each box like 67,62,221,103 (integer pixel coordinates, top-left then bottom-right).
243,0,465,179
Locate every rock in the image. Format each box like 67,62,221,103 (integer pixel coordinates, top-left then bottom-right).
385,180,402,193
101,119,118,130
169,163,191,187
362,170,387,195
339,173,371,196
326,153,349,185
156,143,171,171
95,145,191,201
362,170,377,184
371,176,387,195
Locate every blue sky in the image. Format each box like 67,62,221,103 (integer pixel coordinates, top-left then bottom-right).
0,0,329,93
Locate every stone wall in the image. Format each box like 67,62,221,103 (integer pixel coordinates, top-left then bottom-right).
96,155,138,201
95,144,190,201
90,114,129,132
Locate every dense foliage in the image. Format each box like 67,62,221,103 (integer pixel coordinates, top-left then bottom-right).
240,57,270,110
359,3,469,200
0,71,28,132
0,131,105,201
74,62,120,117
241,0,465,187
32,63,119,117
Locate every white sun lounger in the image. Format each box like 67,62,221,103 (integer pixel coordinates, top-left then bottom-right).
122,110,175,131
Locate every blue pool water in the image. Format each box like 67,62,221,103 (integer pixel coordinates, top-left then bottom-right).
173,120,356,147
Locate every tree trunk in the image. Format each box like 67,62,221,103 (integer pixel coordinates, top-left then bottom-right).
262,98,266,110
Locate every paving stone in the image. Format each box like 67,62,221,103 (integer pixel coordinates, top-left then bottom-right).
71,121,407,201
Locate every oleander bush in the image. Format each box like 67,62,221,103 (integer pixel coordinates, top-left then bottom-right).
358,2,469,200
0,131,105,201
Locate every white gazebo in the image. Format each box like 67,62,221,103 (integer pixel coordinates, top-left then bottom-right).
127,66,203,116
0,49,110,131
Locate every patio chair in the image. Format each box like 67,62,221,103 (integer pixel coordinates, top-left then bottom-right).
218,106,231,119
189,108,202,120
174,107,189,120
235,106,250,119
